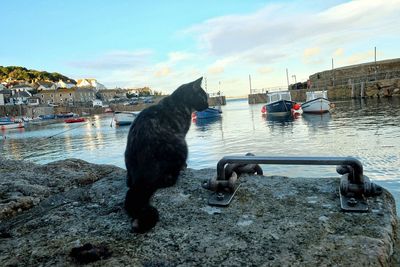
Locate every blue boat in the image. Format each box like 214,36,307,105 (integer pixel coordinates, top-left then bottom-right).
193,107,222,119
0,117,14,125
39,114,56,120
262,91,296,116
55,112,76,118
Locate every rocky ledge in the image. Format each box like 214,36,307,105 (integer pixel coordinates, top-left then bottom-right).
0,158,398,266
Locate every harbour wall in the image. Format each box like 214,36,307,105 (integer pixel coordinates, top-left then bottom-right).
309,58,400,89
291,78,400,102
248,93,268,104
0,95,227,117
248,58,400,104
209,95,226,106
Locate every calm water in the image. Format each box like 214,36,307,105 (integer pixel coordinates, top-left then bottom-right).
1,98,400,212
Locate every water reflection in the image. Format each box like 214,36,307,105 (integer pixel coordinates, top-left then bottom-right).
302,113,332,128
264,113,293,122
193,117,222,130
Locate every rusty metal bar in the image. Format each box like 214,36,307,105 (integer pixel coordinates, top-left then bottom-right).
216,156,364,183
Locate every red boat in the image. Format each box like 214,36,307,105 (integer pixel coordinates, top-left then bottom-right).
64,117,86,123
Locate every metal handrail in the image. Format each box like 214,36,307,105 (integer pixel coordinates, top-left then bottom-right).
217,156,363,184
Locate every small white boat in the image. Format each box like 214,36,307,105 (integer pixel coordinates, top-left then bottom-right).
113,111,139,126
301,91,331,114
0,121,24,130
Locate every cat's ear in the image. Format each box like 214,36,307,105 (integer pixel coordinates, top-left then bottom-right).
192,77,203,89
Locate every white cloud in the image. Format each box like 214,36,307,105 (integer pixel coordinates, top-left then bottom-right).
154,66,172,77
68,0,400,96
257,66,273,75
333,48,344,57
167,51,193,63
304,47,321,58
346,50,375,64
188,0,400,64
68,49,153,70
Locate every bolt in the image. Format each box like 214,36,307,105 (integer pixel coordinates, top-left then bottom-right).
347,197,358,207
217,192,224,200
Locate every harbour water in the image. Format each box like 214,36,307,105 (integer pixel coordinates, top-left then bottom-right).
1,97,399,213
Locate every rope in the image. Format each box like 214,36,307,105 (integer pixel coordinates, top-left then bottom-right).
47,121,89,139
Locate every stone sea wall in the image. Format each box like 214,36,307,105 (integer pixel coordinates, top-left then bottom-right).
0,158,399,266
290,78,400,102
248,93,268,104
309,58,400,88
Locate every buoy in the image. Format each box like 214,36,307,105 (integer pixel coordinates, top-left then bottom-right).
261,105,267,114
293,103,301,110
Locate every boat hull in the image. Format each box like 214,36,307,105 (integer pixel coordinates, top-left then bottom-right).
56,113,75,118
302,98,330,113
65,118,86,123
265,100,295,115
193,107,222,119
114,112,139,126
1,122,24,130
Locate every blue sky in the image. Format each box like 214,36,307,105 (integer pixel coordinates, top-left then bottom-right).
1,0,400,96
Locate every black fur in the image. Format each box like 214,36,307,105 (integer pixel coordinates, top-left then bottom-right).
124,77,208,233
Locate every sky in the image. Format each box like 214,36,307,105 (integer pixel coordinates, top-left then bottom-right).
1,0,400,97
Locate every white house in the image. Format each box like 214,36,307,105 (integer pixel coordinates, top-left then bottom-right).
92,99,103,107
37,81,57,91
77,78,106,90
12,90,32,105
11,84,34,92
56,80,75,89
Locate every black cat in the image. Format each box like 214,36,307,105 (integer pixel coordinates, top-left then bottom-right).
124,77,208,233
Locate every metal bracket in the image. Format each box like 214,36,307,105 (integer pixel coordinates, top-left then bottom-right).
203,156,383,211
208,184,241,206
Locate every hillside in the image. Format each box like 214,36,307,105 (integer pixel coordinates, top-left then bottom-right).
0,66,76,84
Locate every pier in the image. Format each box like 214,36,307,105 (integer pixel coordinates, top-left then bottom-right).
0,157,398,266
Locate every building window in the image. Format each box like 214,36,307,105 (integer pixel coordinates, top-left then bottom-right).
60,94,62,97
69,93,72,96
41,95,44,98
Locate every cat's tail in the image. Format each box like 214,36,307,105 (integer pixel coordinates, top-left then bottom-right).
124,187,159,233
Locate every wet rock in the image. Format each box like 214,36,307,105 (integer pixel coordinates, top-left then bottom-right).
0,158,398,266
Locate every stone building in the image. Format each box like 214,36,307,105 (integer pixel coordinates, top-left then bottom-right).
74,88,96,104
37,87,99,106
98,89,127,102
39,88,76,105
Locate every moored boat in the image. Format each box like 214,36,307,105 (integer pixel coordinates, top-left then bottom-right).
39,114,56,120
0,117,24,130
65,117,86,123
192,107,222,120
301,91,331,114
56,112,76,118
261,91,299,116
113,111,139,126
0,117,15,125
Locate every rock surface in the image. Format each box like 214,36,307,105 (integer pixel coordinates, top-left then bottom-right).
0,158,398,266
